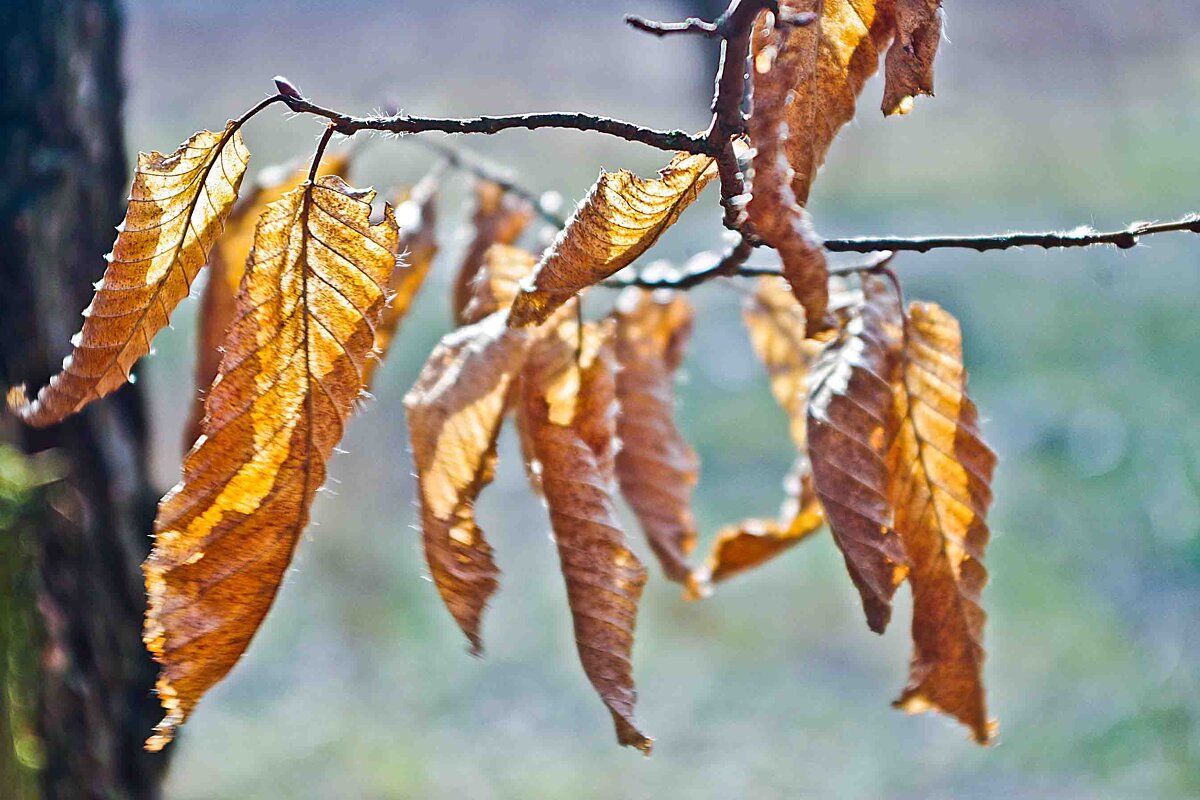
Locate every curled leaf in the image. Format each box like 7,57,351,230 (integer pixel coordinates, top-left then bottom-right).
403,310,530,653
748,16,830,335
806,276,908,633
612,288,700,583
508,152,716,327
690,457,825,597
883,0,943,116
142,175,399,751
743,277,828,448
453,181,534,324
461,244,539,327
521,321,651,754
755,1,897,204
889,300,997,743
186,151,352,448
363,168,441,390
9,124,251,426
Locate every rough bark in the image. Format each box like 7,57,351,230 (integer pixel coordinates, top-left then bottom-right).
0,1,167,797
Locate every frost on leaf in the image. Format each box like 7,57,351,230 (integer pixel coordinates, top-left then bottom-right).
142,175,399,751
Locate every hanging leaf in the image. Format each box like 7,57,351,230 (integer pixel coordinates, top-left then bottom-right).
452,181,534,324
520,320,651,754
362,168,441,390
403,310,530,653
142,175,400,752
461,243,539,326
8,124,251,426
742,277,827,448
882,0,943,116
690,457,825,596
612,288,700,583
754,1,897,204
806,276,908,633
889,300,997,744
508,152,717,328
747,15,830,336
186,151,353,448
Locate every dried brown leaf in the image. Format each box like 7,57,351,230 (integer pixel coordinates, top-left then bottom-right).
520,321,651,754
142,175,399,751
747,18,831,335
755,1,897,204
743,277,827,449
882,0,943,116
508,152,717,327
185,152,353,448
452,181,534,325
461,243,539,327
807,276,908,632
8,124,251,426
612,288,700,583
403,310,530,653
691,457,825,596
362,168,441,390
889,300,997,743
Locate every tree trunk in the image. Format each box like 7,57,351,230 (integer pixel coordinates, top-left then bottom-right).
0,1,167,798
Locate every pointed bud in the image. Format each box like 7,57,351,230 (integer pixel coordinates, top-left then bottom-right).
273,75,302,99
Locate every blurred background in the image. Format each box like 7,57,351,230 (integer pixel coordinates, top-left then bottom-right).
9,0,1200,797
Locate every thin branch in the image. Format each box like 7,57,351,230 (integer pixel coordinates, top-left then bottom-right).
274,79,710,155
601,237,756,289
412,139,568,228
625,14,720,38
823,216,1200,254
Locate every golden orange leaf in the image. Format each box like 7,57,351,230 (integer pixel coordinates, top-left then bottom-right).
8,124,251,426
612,288,700,583
807,276,908,633
690,457,825,597
743,277,826,448
520,320,651,754
403,309,530,653
142,175,399,752
186,151,353,448
756,1,897,204
747,15,830,335
461,243,539,327
889,300,997,744
882,0,943,116
362,168,441,390
508,152,717,327
452,181,534,325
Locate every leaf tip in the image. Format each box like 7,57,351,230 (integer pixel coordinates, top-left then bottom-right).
5,385,31,417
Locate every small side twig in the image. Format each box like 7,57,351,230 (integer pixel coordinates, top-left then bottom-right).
624,14,721,38
412,139,567,228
